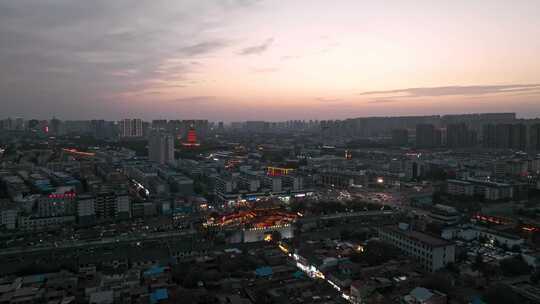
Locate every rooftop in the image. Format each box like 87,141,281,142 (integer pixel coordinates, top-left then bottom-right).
381,225,453,248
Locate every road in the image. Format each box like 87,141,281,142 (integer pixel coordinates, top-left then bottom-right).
0,229,197,256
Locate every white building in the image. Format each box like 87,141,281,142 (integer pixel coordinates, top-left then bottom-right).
18,215,76,230
403,287,447,304
116,194,131,218
149,133,175,164
378,224,455,272
94,192,131,220
441,225,524,248
446,178,513,201
119,118,143,138
77,195,96,225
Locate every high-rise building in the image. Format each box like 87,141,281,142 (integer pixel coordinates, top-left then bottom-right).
27,119,39,131
14,117,25,131
510,123,527,150
496,124,510,149
182,120,209,138
245,121,269,133
391,129,409,146
446,123,476,148
77,195,96,225
152,119,168,131
94,191,131,220
0,118,12,130
49,117,62,135
416,124,441,149
119,118,143,138
482,123,527,150
90,119,112,139
482,124,497,148
485,123,527,149
530,124,540,151
149,133,175,164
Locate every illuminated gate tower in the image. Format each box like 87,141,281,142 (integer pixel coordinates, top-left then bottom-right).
267,167,294,176
182,125,201,147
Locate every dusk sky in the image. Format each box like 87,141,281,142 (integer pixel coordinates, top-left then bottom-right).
1,0,539,121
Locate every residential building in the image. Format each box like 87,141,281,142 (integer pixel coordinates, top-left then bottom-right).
119,119,143,138
149,133,175,164
391,129,409,146
416,124,441,149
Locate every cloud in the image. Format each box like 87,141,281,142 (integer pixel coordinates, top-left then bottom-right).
217,0,263,8
179,40,230,56
239,38,273,55
316,97,342,103
250,67,279,73
367,99,404,104
0,1,254,119
359,84,540,99
169,96,215,103
280,55,302,61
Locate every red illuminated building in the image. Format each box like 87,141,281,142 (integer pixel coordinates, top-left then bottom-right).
182,126,201,147
206,208,298,229
48,191,76,199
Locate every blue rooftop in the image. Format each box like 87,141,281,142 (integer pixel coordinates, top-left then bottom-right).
255,266,273,277
143,266,166,277
150,289,168,304
470,296,486,304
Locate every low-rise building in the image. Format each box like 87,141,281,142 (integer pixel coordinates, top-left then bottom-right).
403,287,447,304
428,204,460,226
446,179,474,196
378,224,455,272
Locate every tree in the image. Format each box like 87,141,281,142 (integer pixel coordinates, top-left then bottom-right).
499,256,531,277
473,252,484,271
446,262,460,275
182,268,202,288
510,244,521,252
483,284,522,304
172,263,193,283
422,272,453,294
340,229,352,241
456,249,468,262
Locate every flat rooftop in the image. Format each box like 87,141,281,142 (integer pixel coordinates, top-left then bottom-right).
381,225,453,248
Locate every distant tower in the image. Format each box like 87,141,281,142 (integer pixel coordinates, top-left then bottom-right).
187,126,197,144
182,125,200,147
50,117,62,135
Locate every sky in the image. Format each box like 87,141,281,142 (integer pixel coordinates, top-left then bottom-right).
1,0,539,122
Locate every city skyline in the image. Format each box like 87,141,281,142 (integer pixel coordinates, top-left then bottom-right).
4,2,540,303
0,111,531,123
1,0,540,121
